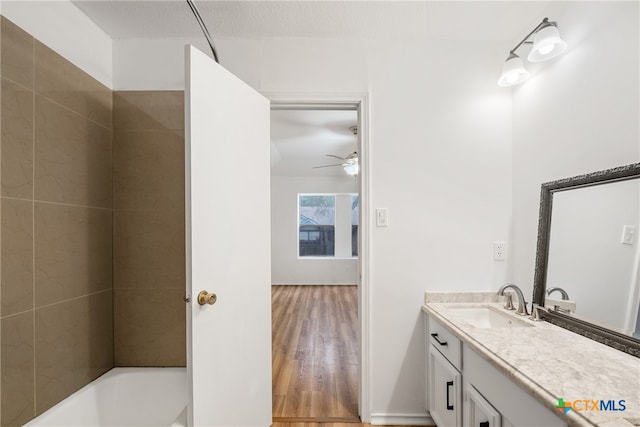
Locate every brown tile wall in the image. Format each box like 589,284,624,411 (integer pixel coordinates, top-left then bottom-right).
0,17,113,427
112,91,186,366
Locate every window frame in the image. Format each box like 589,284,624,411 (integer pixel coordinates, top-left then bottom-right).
297,192,359,260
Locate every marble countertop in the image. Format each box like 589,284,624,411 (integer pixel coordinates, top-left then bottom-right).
423,292,640,427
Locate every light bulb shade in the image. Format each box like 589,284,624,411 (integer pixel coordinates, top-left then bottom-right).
497,54,530,87
527,24,567,62
343,162,359,176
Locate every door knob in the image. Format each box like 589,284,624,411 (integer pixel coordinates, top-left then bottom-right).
197,290,217,306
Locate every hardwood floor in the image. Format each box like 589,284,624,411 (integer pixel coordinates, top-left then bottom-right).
272,285,359,420
272,424,427,427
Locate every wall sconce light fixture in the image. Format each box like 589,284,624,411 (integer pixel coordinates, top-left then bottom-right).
498,17,567,87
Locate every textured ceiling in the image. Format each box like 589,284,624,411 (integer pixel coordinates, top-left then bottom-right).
72,1,551,42
70,0,551,177
270,109,358,177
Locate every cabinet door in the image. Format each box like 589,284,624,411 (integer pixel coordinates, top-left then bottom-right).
429,345,461,427
464,383,501,427
463,343,567,427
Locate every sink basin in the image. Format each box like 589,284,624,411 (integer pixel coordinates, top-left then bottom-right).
447,306,533,328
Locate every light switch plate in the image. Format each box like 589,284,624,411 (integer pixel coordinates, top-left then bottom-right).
622,225,636,245
376,208,389,227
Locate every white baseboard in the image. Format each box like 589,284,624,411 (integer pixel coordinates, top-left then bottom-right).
271,282,358,286
369,413,434,426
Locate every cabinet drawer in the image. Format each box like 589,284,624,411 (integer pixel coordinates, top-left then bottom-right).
428,316,462,370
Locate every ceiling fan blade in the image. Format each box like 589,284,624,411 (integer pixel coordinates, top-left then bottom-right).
312,164,345,169
325,154,347,161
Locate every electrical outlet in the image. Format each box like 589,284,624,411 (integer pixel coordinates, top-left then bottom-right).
622,225,636,245
493,242,506,260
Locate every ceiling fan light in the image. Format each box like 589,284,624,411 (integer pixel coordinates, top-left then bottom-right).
343,163,359,176
497,54,530,87
527,24,567,62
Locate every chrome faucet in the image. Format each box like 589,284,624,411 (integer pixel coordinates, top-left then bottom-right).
497,284,529,316
530,304,544,321
547,287,569,300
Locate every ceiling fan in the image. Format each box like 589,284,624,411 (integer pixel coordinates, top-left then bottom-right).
312,126,359,176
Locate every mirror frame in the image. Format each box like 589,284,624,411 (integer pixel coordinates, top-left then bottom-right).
532,162,640,357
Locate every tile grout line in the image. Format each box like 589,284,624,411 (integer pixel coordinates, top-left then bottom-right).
35,92,111,132
32,288,113,313
32,32,37,419
0,288,113,321
1,196,112,212
0,74,110,132
0,75,31,95
0,17,3,426
111,93,115,368
114,129,185,133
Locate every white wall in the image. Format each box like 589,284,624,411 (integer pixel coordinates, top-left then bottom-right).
510,2,640,304
271,176,358,285
368,39,512,421
1,0,113,88
113,24,513,421
547,180,639,332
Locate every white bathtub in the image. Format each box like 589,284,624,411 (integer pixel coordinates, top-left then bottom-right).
24,368,187,427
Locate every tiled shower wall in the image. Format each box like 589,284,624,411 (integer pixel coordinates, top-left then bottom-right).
112,91,186,366
0,17,114,427
0,17,186,426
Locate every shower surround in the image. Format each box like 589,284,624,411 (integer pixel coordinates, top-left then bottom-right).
0,16,187,427
0,16,113,427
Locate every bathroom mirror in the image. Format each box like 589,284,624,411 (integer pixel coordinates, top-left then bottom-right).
532,163,640,357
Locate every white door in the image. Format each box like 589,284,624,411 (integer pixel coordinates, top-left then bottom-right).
185,45,272,427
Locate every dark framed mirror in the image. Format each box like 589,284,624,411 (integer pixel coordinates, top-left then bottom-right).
532,163,640,357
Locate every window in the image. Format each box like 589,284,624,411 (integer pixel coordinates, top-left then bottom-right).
298,193,358,258
299,230,321,241
299,195,335,256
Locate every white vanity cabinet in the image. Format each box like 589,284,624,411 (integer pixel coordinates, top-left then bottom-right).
426,315,566,427
427,312,463,427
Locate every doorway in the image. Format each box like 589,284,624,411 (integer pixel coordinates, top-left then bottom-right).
271,284,358,420
269,100,368,422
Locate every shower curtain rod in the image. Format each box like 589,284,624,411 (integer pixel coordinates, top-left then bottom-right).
186,0,220,63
